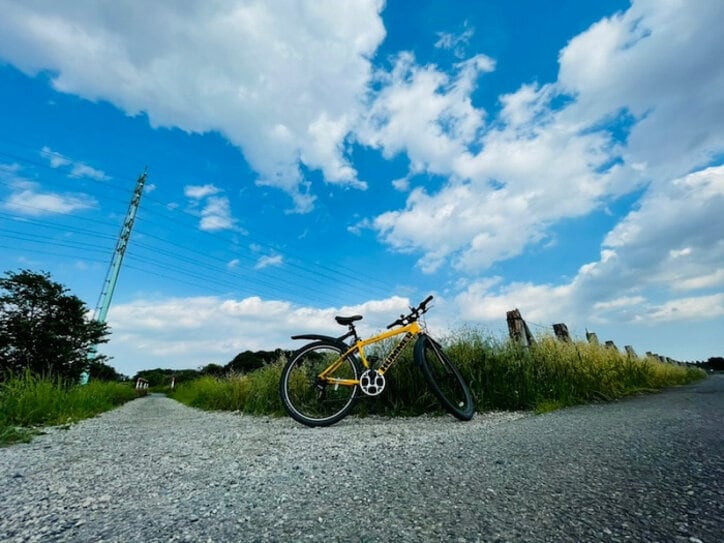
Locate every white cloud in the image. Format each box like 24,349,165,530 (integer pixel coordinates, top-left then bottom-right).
361,56,635,273
0,0,386,211
593,296,646,311
454,166,724,330
363,0,723,276
184,184,221,200
600,166,724,293
1,180,96,216
40,146,109,180
557,0,724,180
643,293,724,323
456,279,574,324
255,254,283,270
359,52,492,176
69,163,108,181
104,294,410,374
199,196,236,232
40,146,71,168
435,22,474,59
183,184,237,231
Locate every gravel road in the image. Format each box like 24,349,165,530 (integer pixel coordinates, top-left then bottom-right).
1,375,722,543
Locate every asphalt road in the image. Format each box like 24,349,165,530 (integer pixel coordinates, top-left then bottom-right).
1,375,722,542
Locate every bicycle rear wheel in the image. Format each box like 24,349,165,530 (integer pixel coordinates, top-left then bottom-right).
280,341,360,427
414,334,474,421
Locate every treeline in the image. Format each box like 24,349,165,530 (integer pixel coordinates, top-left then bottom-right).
699,357,724,371
133,349,294,387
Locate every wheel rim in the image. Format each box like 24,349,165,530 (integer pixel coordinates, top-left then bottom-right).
284,345,358,423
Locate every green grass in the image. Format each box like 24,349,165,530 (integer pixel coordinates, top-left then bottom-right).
170,329,707,417
446,329,706,412
170,363,285,415
0,372,141,446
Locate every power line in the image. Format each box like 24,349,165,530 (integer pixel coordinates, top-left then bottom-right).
0,142,400,305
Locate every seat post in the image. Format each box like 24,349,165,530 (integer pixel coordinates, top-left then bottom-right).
348,323,361,343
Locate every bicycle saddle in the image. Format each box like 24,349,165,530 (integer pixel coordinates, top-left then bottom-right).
335,315,363,326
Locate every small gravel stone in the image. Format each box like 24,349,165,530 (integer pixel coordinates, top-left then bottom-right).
1,376,722,542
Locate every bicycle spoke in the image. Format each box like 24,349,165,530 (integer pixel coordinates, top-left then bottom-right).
280,342,359,426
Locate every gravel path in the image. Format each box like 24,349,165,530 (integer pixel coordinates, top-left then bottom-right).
1,375,722,543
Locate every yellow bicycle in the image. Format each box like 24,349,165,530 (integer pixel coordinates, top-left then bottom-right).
279,296,474,427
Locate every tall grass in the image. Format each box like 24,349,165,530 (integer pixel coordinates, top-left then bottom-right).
170,363,285,415
170,329,707,417
447,328,706,412
0,372,140,445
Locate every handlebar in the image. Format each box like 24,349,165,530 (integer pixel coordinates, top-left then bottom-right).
386,295,434,329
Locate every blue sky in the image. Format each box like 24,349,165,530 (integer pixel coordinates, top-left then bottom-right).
1,0,722,376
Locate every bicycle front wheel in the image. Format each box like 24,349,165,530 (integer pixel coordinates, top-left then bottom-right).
414,334,474,421
280,341,360,427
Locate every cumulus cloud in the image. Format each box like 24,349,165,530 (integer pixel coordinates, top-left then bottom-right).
105,294,410,373
364,0,724,275
184,183,237,232
369,79,629,272
359,51,493,176
557,0,724,179
0,167,96,216
0,0,386,211
455,166,724,329
199,196,236,232
184,184,221,200
597,166,724,294
643,293,724,323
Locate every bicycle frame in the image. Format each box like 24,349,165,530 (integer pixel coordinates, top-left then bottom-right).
318,320,422,387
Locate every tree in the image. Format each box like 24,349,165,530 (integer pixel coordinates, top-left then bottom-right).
200,363,225,377
88,359,125,381
226,350,265,373
0,269,110,382
225,349,291,374
133,368,200,387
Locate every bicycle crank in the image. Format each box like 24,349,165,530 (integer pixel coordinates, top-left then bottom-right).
359,369,386,396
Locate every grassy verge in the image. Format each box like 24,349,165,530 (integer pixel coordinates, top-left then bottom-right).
0,372,141,446
170,363,284,415
446,329,706,413
170,330,707,417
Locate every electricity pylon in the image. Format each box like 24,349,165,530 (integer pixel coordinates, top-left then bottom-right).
93,169,147,323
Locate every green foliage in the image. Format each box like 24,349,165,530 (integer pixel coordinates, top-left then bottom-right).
171,363,284,415
88,359,126,381
445,329,706,412
133,368,201,388
0,371,139,446
171,328,706,417
0,269,110,382
200,363,225,377
225,349,293,374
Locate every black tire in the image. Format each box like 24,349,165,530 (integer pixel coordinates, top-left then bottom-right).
279,341,360,427
414,334,474,421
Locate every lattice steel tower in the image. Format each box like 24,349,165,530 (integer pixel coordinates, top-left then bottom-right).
94,169,147,323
